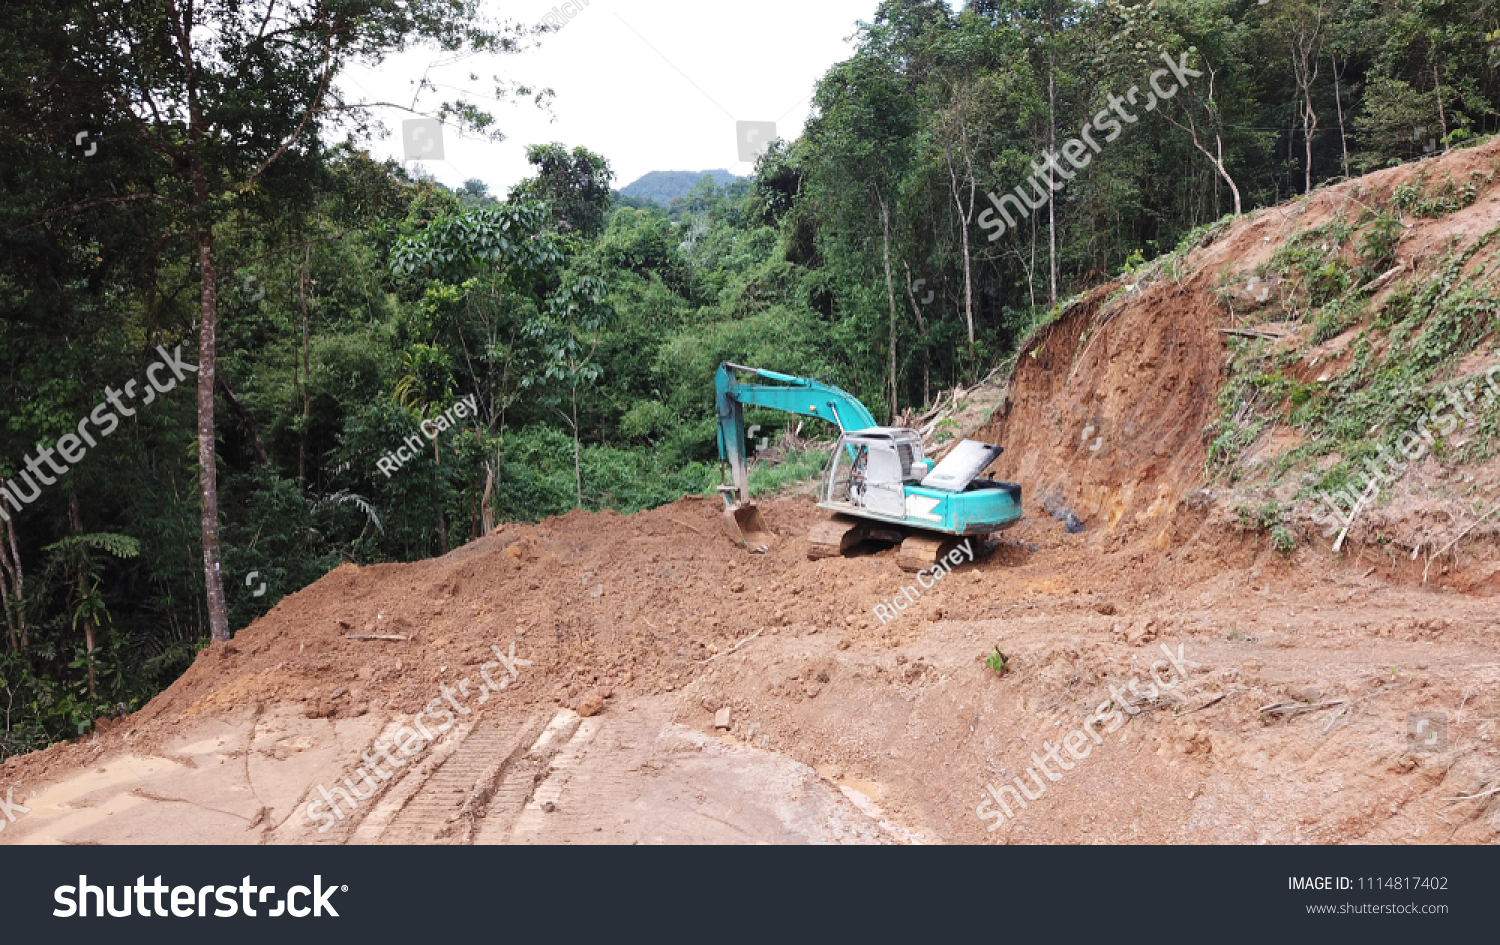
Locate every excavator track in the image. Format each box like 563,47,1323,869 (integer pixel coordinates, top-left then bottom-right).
897,534,973,573
807,515,870,560
808,515,908,560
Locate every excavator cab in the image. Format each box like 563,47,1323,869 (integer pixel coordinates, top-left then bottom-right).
824,429,929,518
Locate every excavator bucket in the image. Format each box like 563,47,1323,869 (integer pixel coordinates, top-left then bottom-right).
723,503,776,553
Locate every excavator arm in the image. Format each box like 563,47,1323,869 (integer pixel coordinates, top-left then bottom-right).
714,363,879,550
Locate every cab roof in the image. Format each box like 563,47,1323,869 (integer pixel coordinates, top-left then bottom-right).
843,427,922,441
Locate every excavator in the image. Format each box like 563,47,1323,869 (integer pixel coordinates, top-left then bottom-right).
714,362,1023,572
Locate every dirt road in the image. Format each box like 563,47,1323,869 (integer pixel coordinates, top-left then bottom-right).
1,494,1496,845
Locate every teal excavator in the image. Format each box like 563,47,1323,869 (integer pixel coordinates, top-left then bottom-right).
715,363,1023,572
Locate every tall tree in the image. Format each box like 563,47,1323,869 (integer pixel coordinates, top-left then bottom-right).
1271,0,1332,193
510,144,615,240
5,0,524,641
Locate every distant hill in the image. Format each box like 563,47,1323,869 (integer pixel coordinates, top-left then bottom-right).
619,169,743,206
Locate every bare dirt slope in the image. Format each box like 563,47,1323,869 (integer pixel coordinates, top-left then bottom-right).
978,135,1500,588
4,142,1500,846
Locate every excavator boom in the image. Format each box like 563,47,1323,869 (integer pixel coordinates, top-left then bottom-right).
715,363,878,550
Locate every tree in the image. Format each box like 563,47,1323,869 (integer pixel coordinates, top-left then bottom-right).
524,278,614,509
1154,0,1262,216
456,179,499,208
801,5,926,417
5,0,524,641
510,144,615,240
1268,0,1332,193
391,200,587,517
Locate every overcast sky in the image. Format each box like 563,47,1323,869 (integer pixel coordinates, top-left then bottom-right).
337,0,899,196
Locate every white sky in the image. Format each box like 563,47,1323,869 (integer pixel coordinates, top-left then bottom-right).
337,0,895,196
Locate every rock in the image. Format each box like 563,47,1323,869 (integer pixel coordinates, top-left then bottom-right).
590,584,604,598
1286,685,1323,703
715,707,731,729
1095,602,1118,616
1125,618,1158,646
577,691,605,718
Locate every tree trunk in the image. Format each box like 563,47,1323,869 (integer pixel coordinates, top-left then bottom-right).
1290,23,1322,194
1047,71,1058,306
1287,106,1296,200
480,463,496,536
1302,99,1317,193
1163,63,1243,216
942,118,978,347
0,548,13,653
960,198,975,348
196,227,231,643
219,380,269,464
1163,84,1243,216
0,507,20,652
68,495,95,695
1028,210,1038,310
298,248,312,489
1332,53,1350,177
876,194,899,421
572,385,583,510
4,511,23,649
1433,64,1448,150
901,260,930,406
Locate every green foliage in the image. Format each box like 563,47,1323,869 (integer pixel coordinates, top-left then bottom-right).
1354,212,1403,281
510,144,616,239
745,449,831,498
390,202,561,282
984,646,1008,676
42,534,142,562
1234,501,1296,556
1392,171,1490,218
